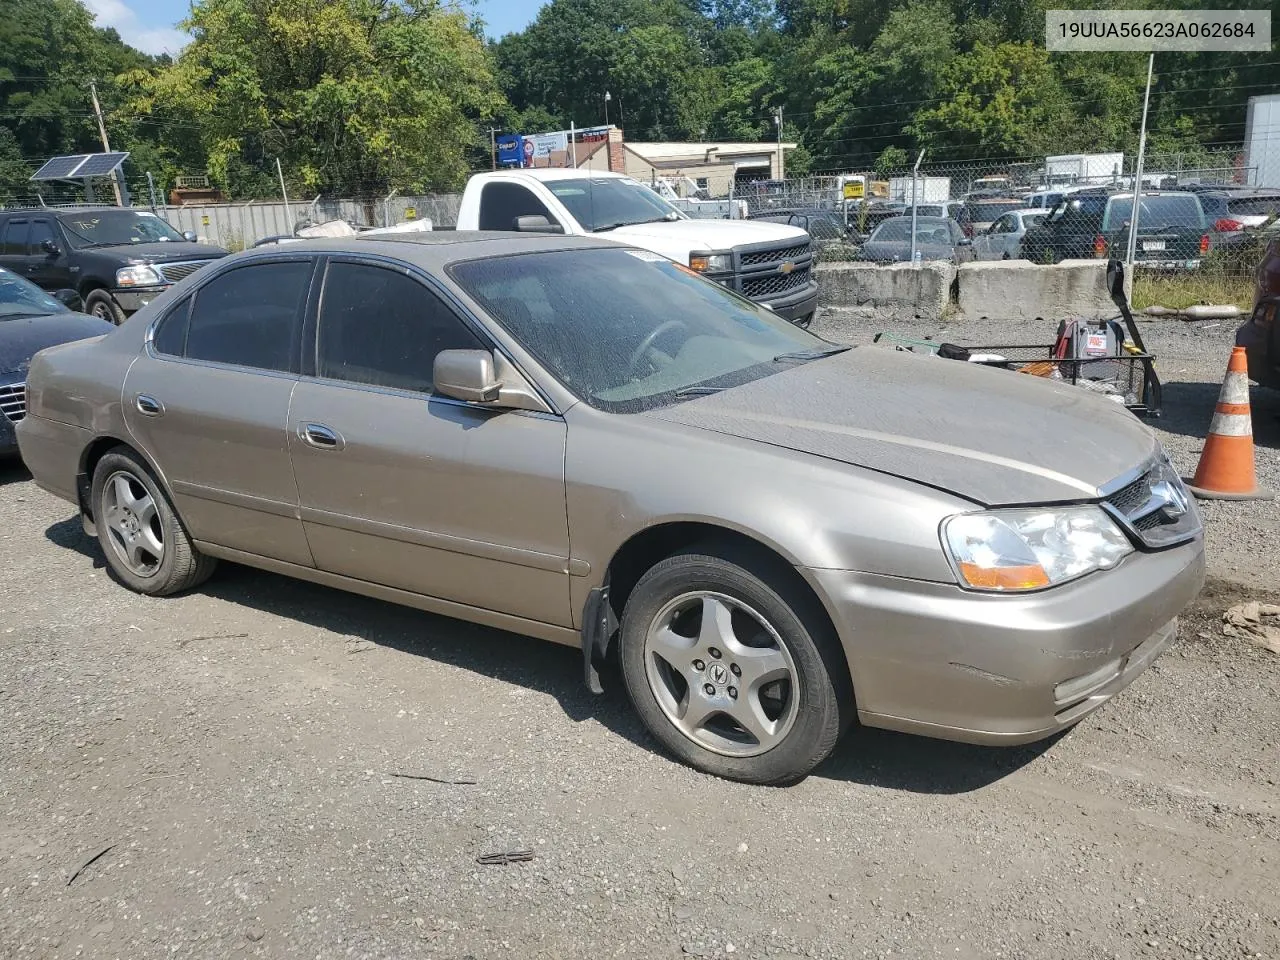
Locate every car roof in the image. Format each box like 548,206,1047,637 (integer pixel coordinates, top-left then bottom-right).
877,216,952,225
233,230,626,267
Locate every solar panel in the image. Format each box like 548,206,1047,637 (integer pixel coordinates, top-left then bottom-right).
72,152,129,178
29,151,129,181
31,154,90,180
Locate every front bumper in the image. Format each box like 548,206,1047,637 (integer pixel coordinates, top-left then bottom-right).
761,281,819,324
807,538,1205,745
112,285,169,313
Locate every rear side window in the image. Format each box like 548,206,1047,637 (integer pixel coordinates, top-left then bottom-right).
152,295,192,356
1,220,28,255
316,262,484,394
478,182,555,231
183,261,312,372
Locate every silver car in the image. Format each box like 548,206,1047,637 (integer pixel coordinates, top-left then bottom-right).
16,233,1205,785
971,209,1048,260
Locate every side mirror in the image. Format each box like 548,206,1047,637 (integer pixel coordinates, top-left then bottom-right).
182,231,198,242
514,215,564,235
41,238,61,256
53,289,83,310
957,237,973,246
434,349,501,403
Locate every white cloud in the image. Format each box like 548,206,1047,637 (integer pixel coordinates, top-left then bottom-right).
83,0,189,57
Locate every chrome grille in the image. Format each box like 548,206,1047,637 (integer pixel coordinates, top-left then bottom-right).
0,383,25,423
742,266,812,299
740,242,811,266
1102,459,1200,548
157,260,213,284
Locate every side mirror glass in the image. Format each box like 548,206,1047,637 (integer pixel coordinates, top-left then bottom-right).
434,349,501,403
514,215,564,235
182,231,198,242
41,238,61,256
53,289,83,310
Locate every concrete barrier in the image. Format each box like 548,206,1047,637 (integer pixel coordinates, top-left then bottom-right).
816,262,955,322
955,259,1114,321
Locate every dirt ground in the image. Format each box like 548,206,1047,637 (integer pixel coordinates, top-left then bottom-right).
1,315,1278,960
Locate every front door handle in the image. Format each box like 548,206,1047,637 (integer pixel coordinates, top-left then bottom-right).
300,423,344,451
135,394,164,417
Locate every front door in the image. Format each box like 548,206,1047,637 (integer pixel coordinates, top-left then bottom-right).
123,257,316,566
26,219,73,290
287,258,572,627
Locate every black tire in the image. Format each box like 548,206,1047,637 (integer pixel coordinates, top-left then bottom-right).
619,548,851,785
84,289,126,325
91,446,216,596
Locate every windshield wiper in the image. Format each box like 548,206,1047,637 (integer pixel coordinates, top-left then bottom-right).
672,385,727,398
772,345,851,363
593,214,680,233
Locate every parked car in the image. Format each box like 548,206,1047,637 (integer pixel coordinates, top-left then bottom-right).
0,207,228,324
855,216,971,263
1220,189,1280,229
956,197,1028,237
748,208,852,245
0,267,112,455
970,209,1048,260
1021,190,1209,268
1236,225,1280,388
17,233,1205,785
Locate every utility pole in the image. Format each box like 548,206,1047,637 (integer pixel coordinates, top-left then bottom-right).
1124,53,1155,272
488,127,498,170
276,158,293,228
774,106,785,181
89,81,125,206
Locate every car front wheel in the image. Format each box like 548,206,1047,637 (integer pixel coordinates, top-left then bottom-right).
620,549,851,785
84,290,126,325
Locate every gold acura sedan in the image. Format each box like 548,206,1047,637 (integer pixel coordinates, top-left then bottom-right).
17,233,1205,784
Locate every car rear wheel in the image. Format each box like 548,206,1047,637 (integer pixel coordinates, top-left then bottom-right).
619,549,850,785
91,447,216,596
84,290,125,325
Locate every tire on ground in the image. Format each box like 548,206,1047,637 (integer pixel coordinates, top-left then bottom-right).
84,289,126,325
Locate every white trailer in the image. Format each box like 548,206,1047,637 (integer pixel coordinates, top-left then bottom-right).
1244,94,1280,188
1044,153,1124,186
888,176,950,204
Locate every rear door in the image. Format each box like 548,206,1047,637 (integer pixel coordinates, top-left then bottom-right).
0,218,30,278
26,219,73,290
287,256,572,626
123,256,316,565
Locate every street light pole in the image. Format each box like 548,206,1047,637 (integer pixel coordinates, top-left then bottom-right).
604,91,612,128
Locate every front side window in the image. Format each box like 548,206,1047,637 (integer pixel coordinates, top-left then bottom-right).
183,261,311,372
316,262,483,394
57,211,185,248
27,221,57,254
545,178,684,232
450,247,826,413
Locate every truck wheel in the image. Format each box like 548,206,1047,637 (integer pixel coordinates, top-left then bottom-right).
84,290,126,325
619,549,851,785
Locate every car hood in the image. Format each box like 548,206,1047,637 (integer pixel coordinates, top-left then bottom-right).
649,346,1158,506
84,241,229,263
608,218,809,250
0,312,114,377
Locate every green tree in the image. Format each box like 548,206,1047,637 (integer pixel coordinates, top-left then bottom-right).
134,0,504,196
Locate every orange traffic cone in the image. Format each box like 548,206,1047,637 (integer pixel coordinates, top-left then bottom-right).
1187,346,1273,500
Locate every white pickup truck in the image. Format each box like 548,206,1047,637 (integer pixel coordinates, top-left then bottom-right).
454,169,819,325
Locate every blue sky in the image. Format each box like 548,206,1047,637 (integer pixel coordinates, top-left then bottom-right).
85,0,545,55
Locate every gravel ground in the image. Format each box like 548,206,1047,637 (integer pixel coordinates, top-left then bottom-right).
1,314,1279,960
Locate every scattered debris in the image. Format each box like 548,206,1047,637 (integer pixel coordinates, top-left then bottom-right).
476,850,534,865
129,773,179,789
177,632,248,649
245,927,264,942
387,772,477,785
66,842,117,886
1222,601,1280,653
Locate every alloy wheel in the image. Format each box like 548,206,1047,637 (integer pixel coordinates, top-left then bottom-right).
101,470,165,577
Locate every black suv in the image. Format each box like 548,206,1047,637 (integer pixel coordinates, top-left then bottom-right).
1020,189,1208,268
0,208,228,323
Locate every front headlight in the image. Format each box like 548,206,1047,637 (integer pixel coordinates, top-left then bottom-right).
116,265,163,287
689,251,732,273
943,506,1133,592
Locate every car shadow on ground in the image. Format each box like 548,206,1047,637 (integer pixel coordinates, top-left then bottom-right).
1156,380,1280,449
45,515,1055,795
0,459,30,485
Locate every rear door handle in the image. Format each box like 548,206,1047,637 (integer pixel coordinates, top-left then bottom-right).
135,394,164,417
300,423,344,451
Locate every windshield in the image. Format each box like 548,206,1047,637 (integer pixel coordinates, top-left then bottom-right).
966,200,1024,221
1104,195,1205,231
0,268,65,318
546,178,685,232
58,210,185,248
870,219,953,243
450,248,826,413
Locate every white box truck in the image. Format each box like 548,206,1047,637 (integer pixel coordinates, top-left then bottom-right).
1244,94,1280,188
1044,153,1124,186
888,176,950,204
